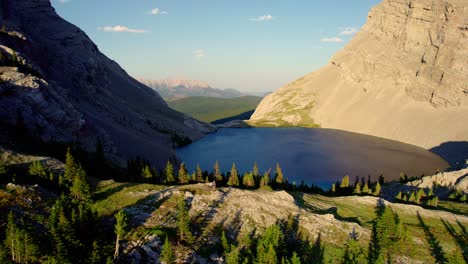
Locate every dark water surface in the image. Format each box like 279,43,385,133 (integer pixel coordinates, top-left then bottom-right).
177,128,449,188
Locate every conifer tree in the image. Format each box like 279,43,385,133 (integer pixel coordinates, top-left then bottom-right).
340,175,350,188
460,194,467,202
395,192,402,201
362,183,370,194
353,183,361,194
70,165,91,201
0,156,6,176
253,161,259,177
64,148,78,187
214,161,222,181
5,211,19,262
228,163,239,187
178,163,189,184
373,182,381,196
408,192,416,203
427,188,434,197
164,161,175,183
343,235,367,264
275,163,284,185
290,252,301,264
141,165,153,182
177,197,194,244
221,230,230,254
260,170,270,188
29,160,47,178
160,236,175,264
226,248,239,264
242,172,255,188
114,210,128,260
196,164,203,183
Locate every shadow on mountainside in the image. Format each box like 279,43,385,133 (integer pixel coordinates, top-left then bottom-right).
430,141,468,168
417,212,448,263
441,219,468,263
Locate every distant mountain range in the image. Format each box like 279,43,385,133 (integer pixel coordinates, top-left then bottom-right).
138,78,245,100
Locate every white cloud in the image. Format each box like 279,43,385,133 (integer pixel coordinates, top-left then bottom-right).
320,37,344,43
97,25,146,34
193,49,205,59
339,27,358,35
250,14,274,22
149,8,168,15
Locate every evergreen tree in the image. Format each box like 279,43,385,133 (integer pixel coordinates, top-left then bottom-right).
141,165,153,182
0,156,6,176
29,160,47,178
177,197,194,244
178,163,189,184
5,211,19,262
399,172,406,183
353,183,361,194
331,183,336,194
260,171,270,188
253,161,259,177
460,194,467,202
64,148,78,187
343,235,367,264
362,183,370,194
70,165,91,201
290,252,301,264
408,192,416,203
340,175,351,188
114,210,128,260
214,161,223,181
373,182,381,196
226,249,239,264
228,163,239,187
196,164,203,183
164,161,175,183
395,192,402,201
275,163,284,185
427,188,434,197
160,236,175,264
242,172,255,188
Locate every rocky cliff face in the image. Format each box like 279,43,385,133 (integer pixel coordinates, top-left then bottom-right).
250,0,468,149
0,0,214,167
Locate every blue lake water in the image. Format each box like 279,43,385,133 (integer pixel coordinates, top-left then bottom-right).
177,128,449,188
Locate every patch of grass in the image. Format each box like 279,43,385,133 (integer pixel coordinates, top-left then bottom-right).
168,96,262,122
437,200,468,216
93,181,165,216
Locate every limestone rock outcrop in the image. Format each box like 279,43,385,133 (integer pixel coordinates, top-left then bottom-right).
0,0,214,167
250,0,468,149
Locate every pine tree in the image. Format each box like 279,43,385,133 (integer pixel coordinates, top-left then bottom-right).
275,163,284,185
0,156,7,176
29,160,47,178
395,192,402,201
353,183,361,194
408,192,416,203
160,236,175,264
242,172,255,188
260,170,270,188
290,252,301,264
114,210,128,260
196,164,203,183
427,188,434,197
177,197,194,244
362,183,370,194
343,235,367,264
141,165,153,182
226,248,239,264
228,163,239,187
178,163,189,184
432,196,439,207
164,161,175,183
64,148,78,187
253,161,259,177
460,194,467,202
5,211,19,262
340,175,350,188
70,165,91,201
373,182,381,196
214,161,222,181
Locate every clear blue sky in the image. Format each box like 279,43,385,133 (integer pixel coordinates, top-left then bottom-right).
52,0,380,93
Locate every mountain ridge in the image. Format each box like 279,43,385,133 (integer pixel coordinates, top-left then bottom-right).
250,0,468,149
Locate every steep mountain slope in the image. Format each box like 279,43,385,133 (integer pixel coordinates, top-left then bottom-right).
250,0,468,149
138,78,244,101
168,96,262,123
0,0,214,168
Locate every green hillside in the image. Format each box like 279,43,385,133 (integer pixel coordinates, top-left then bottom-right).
168,96,262,123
